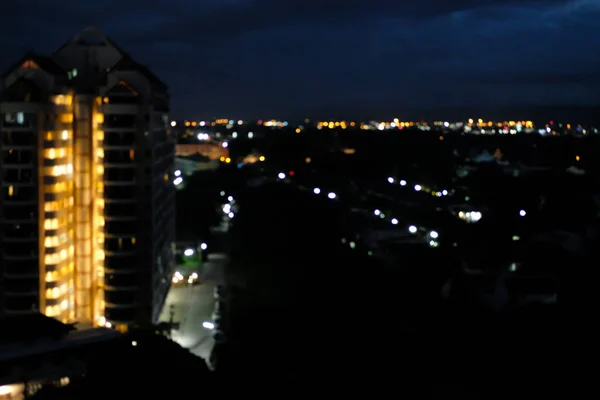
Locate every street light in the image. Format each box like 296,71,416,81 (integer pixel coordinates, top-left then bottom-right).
184,248,194,256
200,243,208,250
202,321,215,330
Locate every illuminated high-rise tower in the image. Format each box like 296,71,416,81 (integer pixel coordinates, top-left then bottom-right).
0,27,175,331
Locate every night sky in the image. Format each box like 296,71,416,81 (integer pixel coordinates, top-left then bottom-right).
0,1,599,119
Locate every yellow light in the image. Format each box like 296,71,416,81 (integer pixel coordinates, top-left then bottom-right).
259,156,265,161
95,114,104,124
305,157,312,163
295,128,301,133
8,185,13,197
225,157,231,163
220,156,225,162
576,155,580,161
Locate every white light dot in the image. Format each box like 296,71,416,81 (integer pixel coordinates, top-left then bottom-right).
414,184,422,191
278,172,285,179
387,177,394,184
519,209,526,217
399,180,407,186
313,188,321,194
328,192,336,199
429,230,439,239
391,218,398,225
409,225,417,233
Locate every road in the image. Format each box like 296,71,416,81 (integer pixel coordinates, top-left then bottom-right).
159,253,227,360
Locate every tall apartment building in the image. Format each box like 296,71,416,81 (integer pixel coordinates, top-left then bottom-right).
0,27,175,330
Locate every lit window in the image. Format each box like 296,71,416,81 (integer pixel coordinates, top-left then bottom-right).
129,150,134,160
8,185,14,197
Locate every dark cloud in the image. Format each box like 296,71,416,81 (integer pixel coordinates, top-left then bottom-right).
474,71,600,86
0,0,598,118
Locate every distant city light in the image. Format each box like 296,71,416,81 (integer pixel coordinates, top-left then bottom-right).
248,132,254,139
173,177,183,186
174,170,181,177
391,218,398,225
387,177,394,184
442,190,448,196
519,209,526,217
222,141,228,148
429,231,439,239
328,192,336,199
202,321,215,330
228,212,234,219
197,133,209,140
374,209,381,216
399,180,407,186
228,196,233,202
278,172,286,179
170,121,176,127
200,243,208,250
184,248,194,256
414,184,422,191
408,225,417,233
313,188,321,194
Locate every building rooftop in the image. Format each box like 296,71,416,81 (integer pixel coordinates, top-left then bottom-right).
0,313,75,345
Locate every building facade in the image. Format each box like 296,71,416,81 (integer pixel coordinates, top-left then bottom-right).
0,27,175,330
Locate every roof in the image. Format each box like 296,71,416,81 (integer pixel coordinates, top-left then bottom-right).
2,52,66,79
110,55,168,91
52,27,168,91
0,313,75,345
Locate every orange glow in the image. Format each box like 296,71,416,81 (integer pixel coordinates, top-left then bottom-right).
118,80,138,96
21,60,40,69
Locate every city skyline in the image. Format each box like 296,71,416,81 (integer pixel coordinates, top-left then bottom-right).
0,1,599,118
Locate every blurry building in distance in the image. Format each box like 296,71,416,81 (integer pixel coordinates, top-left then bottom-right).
0,27,175,330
